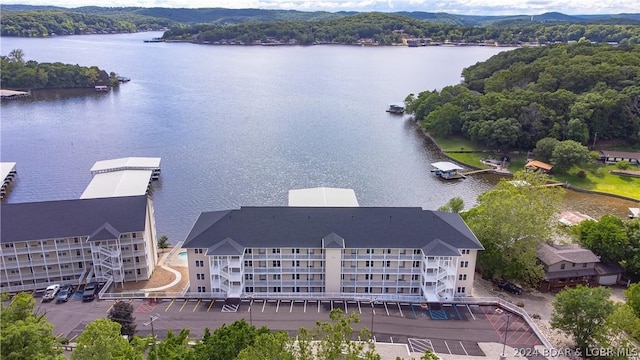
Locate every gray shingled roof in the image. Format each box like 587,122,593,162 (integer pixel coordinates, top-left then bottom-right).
1,196,148,243
422,239,462,257
538,243,600,266
206,238,245,256
184,207,483,251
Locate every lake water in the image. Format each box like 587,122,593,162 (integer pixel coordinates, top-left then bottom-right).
1,32,635,243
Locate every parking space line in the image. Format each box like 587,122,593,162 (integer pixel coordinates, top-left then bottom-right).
106,300,118,313
165,299,176,312
317,301,321,313
345,301,348,313
276,300,280,312
397,303,403,318
262,300,267,312
179,299,189,312
56,332,65,338
358,301,362,314
192,299,201,312
304,300,307,313
384,302,389,316
467,305,476,320
390,337,394,343
207,300,215,312
460,341,468,355
444,340,452,354
289,301,294,312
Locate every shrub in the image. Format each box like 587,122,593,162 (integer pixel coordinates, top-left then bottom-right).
577,170,586,178
616,160,630,170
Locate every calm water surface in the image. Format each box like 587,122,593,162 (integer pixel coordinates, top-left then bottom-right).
1,32,635,243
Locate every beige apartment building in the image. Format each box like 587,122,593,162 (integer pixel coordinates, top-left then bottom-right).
0,195,158,293
183,206,482,302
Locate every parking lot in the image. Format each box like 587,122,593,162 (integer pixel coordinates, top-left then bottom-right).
30,294,547,359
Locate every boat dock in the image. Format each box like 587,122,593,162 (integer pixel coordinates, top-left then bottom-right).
1,162,17,199
82,157,161,199
1,89,30,100
431,162,465,180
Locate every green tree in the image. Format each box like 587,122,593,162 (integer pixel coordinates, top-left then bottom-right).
551,285,614,354
236,331,296,360
147,329,193,360
533,137,559,162
312,308,380,360
8,48,25,65
0,293,64,360
157,235,170,252
71,318,142,360
191,319,269,360
550,140,590,173
463,171,563,284
107,300,137,338
575,215,628,264
626,283,640,318
437,197,464,213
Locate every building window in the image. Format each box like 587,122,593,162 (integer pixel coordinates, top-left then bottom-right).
272,261,281,267
292,248,300,254
295,274,300,280
132,233,137,238
365,261,372,267
273,274,281,280
386,249,391,254
245,274,253,280
196,273,205,280
135,256,140,263
197,286,206,292
582,263,587,268
137,269,141,275
195,260,204,267
384,274,390,280
244,260,253,267
412,274,419,281
366,249,374,254
293,260,300,267
460,261,469,268
245,286,254,292
413,261,420,268
459,274,467,281
413,249,421,255
560,263,566,270
385,261,390,267
244,248,252,254
365,274,371,280
457,287,466,294
272,248,281,254
195,249,203,254
273,287,281,292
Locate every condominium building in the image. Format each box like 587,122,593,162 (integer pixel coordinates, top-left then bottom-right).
183,206,483,302
0,195,158,293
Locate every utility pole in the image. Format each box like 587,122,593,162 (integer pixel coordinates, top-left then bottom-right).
144,315,159,342
500,314,511,360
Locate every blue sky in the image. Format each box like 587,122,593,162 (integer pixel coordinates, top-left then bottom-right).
10,0,639,15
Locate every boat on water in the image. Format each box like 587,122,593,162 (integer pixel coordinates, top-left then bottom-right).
94,85,109,92
144,38,164,43
386,104,405,114
431,162,465,180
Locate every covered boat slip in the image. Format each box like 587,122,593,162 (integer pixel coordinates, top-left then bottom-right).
430,162,465,180
1,162,17,199
81,170,154,199
288,187,359,207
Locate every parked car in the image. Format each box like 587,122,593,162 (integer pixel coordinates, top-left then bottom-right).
82,282,98,301
56,285,74,303
498,280,523,295
42,284,61,302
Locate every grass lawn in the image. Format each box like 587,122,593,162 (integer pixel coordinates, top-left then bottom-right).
551,164,640,200
430,135,486,152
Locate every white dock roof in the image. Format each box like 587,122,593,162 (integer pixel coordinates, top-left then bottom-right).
90,157,161,174
288,187,359,207
81,170,152,199
1,162,16,181
431,162,463,171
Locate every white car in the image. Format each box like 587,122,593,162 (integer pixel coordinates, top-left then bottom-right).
42,284,61,302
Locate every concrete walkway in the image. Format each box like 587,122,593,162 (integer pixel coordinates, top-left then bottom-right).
142,250,183,292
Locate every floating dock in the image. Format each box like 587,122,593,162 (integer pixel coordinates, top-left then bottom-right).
431,162,465,180
0,89,30,100
90,157,161,179
0,162,17,199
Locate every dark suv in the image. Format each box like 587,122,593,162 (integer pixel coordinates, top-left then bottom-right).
82,282,98,301
56,285,74,303
498,280,523,295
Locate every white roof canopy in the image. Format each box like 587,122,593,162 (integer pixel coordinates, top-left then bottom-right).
1,162,16,181
431,162,463,171
81,170,152,198
288,187,359,207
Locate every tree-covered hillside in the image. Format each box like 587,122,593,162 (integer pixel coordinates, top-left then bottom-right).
405,43,640,151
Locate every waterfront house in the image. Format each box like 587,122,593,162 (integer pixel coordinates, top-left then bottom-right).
0,195,158,293
537,243,599,292
182,206,483,302
525,160,553,173
598,150,640,165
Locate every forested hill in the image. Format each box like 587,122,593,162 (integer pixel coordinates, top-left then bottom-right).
1,4,639,37
405,43,640,151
